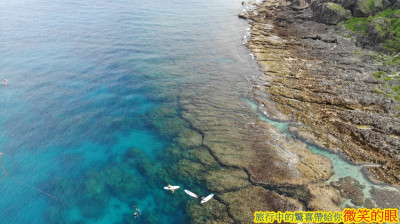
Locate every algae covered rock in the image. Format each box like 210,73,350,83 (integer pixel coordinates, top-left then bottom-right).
187,199,234,224
219,186,304,223
366,17,391,43
204,168,251,193
174,129,203,149
353,0,384,16
146,105,190,139
188,147,219,167
313,2,352,25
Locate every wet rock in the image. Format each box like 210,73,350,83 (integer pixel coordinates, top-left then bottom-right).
175,129,203,149
204,168,251,193
219,186,304,223
174,159,206,180
147,105,190,139
330,176,365,206
370,186,400,208
187,198,234,224
306,183,342,211
188,147,219,167
313,2,352,25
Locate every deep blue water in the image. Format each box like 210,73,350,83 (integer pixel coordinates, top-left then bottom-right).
0,0,255,223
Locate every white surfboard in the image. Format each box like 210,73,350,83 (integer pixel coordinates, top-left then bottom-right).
164,186,180,190
201,193,214,203
184,189,198,198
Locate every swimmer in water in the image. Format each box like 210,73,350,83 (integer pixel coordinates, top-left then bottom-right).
2,79,7,86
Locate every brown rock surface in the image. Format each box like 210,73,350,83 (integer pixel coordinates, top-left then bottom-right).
306,183,342,211
247,0,400,184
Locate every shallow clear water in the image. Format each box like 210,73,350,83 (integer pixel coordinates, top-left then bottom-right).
0,0,256,223
243,98,399,206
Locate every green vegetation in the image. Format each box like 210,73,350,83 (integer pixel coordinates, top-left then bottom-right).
372,70,386,78
363,0,376,13
344,9,400,52
327,2,347,13
343,8,400,110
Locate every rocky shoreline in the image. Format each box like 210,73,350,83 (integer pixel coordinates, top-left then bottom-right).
244,0,400,185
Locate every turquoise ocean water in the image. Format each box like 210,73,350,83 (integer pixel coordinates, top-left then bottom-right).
0,0,257,223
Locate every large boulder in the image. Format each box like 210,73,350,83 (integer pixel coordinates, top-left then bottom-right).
353,0,384,17
366,17,391,43
313,2,352,25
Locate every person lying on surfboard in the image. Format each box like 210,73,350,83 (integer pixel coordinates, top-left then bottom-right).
168,184,175,193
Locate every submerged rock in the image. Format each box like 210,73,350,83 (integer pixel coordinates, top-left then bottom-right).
204,168,251,193
330,176,365,206
174,129,203,149
219,186,304,223
187,198,234,224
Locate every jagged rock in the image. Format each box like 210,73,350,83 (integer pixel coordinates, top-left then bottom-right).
291,0,310,11
366,17,391,43
353,0,384,17
313,2,352,25
238,12,250,19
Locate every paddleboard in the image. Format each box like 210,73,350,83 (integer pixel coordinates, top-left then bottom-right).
184,189,198,198
164,186,180,190
201,193,214,203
